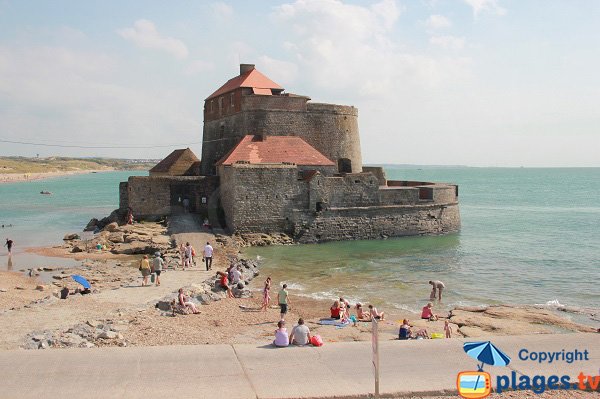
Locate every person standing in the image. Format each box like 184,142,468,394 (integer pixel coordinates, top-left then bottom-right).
139,255,151,286
429,280,446,301
260,277,271,311
278,284,290,320
152,253,164,286
203,242,213,271
4,238,13,256
183,242,193,270
231,266,242,286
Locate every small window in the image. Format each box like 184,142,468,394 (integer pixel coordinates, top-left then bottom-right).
210,100,214,112
230,93,235,108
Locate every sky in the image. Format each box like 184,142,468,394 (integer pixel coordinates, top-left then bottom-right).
0,0,598,167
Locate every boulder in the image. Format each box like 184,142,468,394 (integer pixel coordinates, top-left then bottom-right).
110,241,150,255
108,233,125,243
84,218,99,231
35,285,46,291
71,246,83,253
97,330,118,340
104,222,119,232
63,233,80,241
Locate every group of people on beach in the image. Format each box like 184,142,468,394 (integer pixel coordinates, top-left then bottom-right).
330,299,385,323
177,241,213,271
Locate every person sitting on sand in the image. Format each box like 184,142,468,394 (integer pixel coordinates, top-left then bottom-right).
399,319,412,340
217,271,234,298
139,255,151,286
330,300,342,320
356,303,371,321
368,304,385,320
290,318,311,346
260,277,271,312
339,297,350,319
421,302,438,321
273,320,289,347
178,288,200,314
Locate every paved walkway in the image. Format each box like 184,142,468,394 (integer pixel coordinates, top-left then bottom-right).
1,333,597,398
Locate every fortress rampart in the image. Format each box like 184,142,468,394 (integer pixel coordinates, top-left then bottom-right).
202,96,362,175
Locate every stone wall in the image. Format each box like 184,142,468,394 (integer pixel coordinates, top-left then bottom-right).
219,164,300,233
122,176,218,220
201,96,362,175
291,203,460,243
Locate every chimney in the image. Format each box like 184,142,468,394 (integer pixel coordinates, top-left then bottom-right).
253,133,266,142
240,64,255,75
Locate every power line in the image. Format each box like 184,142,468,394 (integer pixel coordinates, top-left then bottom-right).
0,138,203,149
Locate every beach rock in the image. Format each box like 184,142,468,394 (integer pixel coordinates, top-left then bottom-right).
97,330,118,340
14,286,25,290
71,246,83,253
35,285,46,291
104,222,119,232
38,341,48,349
108,233,125,243
63,233,80,240
32,335,45,342
110,241,150,255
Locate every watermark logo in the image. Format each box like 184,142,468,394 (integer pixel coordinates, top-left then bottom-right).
457,341,598,397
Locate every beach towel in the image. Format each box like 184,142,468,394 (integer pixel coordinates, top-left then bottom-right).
318,318,350,328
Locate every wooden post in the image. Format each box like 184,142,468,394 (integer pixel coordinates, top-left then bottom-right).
372,317,380,398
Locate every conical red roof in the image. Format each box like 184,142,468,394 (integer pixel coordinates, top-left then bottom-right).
206,67,283,100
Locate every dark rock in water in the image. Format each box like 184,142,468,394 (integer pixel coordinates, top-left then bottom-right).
84,218,99,232
63,233,80,240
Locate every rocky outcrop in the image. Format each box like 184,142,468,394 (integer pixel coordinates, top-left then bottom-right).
449,305,597,337
233,232,294,247
24,320,129,349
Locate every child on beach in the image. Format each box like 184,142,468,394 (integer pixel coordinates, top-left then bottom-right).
273,320,289,347
260,277,271,311
444,320,452,338
217,271,234,298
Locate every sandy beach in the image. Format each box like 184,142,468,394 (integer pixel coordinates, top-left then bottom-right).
0,169,113,184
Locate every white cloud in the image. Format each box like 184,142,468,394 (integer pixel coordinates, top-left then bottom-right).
430,35,465,50
212,2,233,19
257,55,299,85
271,0,470,97
426,14,451,29
371,0,403,30
0,45,199,158
117,19,189,59
184,60,214,75
463,0,506,17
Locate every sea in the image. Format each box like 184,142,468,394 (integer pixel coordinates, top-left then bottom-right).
1,168,599,313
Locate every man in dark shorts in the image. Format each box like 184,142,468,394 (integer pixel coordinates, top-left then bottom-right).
5,238,13,255
278,284,290,320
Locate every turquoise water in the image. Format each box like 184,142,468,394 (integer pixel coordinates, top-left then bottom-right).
1,168,599,312
0,171,145,270
244,167,600,311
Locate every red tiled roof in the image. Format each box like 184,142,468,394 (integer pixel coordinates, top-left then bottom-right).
216,135,335,166
206,68,283,100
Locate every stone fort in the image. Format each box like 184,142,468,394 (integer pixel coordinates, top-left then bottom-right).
119,64,460,242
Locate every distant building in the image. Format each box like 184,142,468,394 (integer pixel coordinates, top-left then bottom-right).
120,64,460,242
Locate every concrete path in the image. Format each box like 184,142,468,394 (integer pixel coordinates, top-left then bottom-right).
1,333,598,398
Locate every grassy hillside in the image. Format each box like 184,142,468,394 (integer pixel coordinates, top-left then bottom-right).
0,156,157,174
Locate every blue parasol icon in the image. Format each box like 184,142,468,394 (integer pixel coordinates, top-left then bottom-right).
71,275,91,289
464,341,511,370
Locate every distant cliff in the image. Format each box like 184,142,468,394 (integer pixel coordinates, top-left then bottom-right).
0,156,158,174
